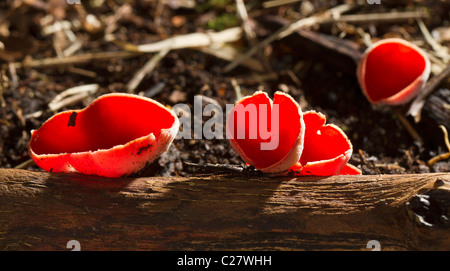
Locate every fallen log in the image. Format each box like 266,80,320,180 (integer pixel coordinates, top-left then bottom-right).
0,168,449,251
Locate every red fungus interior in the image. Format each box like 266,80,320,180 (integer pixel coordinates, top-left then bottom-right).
299,112,350,165
30,95,176,155
229,92,301,169
364,42,426,102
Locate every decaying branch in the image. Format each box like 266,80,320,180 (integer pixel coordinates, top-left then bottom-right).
0,168,449,251
5,51,142,70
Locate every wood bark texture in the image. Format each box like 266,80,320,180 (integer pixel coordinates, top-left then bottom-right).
0,168,449,251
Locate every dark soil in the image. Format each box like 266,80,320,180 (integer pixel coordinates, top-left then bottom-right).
0,0,449,177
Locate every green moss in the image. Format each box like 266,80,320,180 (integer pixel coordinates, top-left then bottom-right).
207,13,238,31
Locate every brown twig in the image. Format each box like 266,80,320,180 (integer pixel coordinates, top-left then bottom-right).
236,0,257,45
5,50,142,70
337,10,428,24
395,109,423,146
223,4,355,73
428,125,450,166
197,45,265,72
126,48,170,93
263,0,301,9
417,19,450,64
231,78,243,101
0,70,8,108
25,84,99,119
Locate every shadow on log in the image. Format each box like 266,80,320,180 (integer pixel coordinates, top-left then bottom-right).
0,168,449,251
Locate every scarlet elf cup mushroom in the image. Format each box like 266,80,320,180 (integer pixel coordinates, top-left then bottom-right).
29,93,179,178
226,91,305,174
357,38,431,105
226,91,360,176
287,111,360,176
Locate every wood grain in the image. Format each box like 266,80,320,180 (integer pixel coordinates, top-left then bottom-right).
0,168,449,251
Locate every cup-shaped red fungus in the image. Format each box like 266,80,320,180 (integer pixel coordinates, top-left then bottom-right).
290,111,353,176
289,162,361,176
226,91,305,173
29,93,179,178
338,163,362,175
357,38,431,105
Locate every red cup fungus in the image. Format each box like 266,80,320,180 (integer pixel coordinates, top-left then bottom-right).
288,111,354,176
227,91,359,177
338,163,362,175
226,91,305,174
357,38,431,106
29,93,179,178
